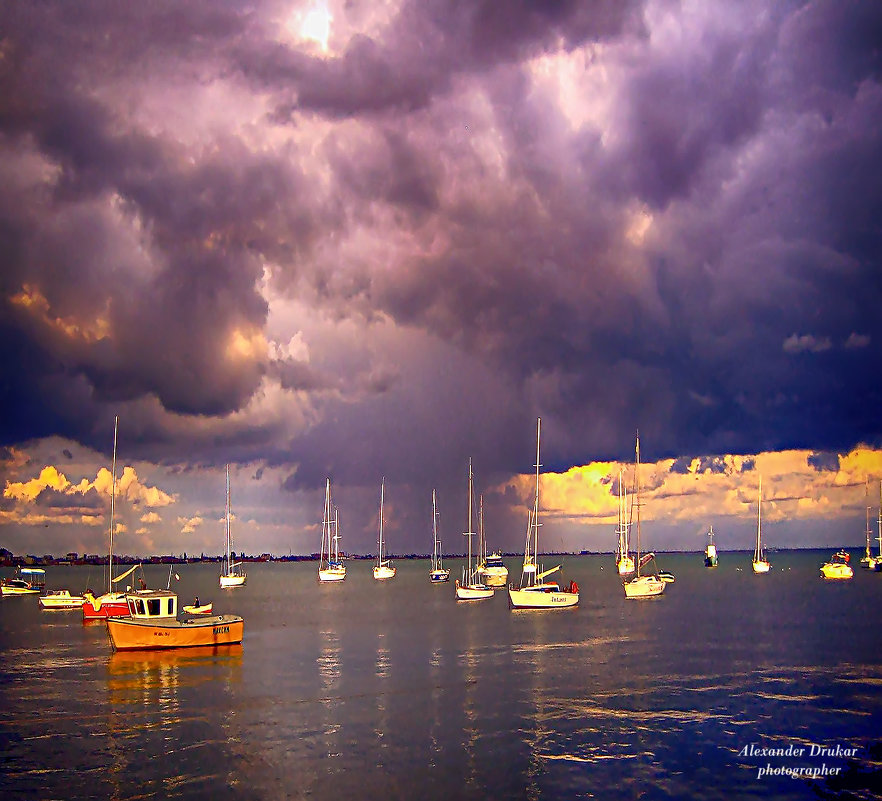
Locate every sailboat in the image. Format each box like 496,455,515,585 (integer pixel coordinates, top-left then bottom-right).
751,475,771,573
83,417,140,620
615,469,635,576
508,418,579,609
704,525,719,567
476,494,508,588
429,489,450,583
373,478,396,580
219,465,246,588
623,432,666,599
455,460,494,600
318,479,346,582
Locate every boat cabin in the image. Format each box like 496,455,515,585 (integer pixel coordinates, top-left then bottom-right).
125,589,177,619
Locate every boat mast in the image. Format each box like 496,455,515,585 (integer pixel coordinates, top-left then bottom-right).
634,431,641,577
533,417,542,583
755,474,763,562
108,415,119,596
225,464,232,573
432,489,439,570
466,459,474,584
322,478,331,569
866,478,872,560
377,478,385,568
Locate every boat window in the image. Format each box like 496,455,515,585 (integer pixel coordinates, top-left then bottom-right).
147,598,161,616
167,598,174,615
136,599,146,615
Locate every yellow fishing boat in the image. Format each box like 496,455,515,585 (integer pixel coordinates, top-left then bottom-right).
106,588,243,651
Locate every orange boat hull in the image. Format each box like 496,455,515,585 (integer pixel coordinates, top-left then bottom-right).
106,614,244,651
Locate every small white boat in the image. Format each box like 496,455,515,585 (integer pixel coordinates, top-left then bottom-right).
39,589,86,609
373,479,397,580
752,475,771,574
704,526,718,568
820,551,853,580
107,588,243,651
318,479,346,582
476,495,507,588
429,489,450,583
1,568,46,597
860,481,874,569
508,419,578,609
219,465,247,588
456,460,493,601
623,434,665,599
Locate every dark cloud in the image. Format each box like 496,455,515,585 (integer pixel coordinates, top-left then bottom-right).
1,0,881,556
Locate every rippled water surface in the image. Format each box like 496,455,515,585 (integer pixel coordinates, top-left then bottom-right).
2,551,881,800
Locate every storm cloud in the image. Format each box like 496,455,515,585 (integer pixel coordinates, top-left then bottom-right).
1,0,880,556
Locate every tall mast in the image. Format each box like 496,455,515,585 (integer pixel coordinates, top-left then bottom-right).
467,459,474,582
756,474,763,561
634,431,641,573
108,415,118,595
432,489,438,569
378,478,385,566
534,417,542,567
866,478,872,559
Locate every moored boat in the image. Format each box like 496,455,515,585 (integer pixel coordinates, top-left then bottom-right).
318,479,346,583
615,469,635,577
455,460,493,601
106,588,244,651
508,419,578,609
429,489,451,583
704,526,718,568
219,465,247,588
182,600,213,614
623,433,665,599
751,475,771,574
39,589,86,610
1,568,46,597
820,551,853,580
373,478,396,580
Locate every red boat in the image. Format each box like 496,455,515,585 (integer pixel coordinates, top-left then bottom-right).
82,591,130,620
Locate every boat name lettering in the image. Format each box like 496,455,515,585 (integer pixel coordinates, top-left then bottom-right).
214,625,230,634
152,631,170,637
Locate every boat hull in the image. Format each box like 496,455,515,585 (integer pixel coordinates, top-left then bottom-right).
479,569,508,588
219,574,246,588
318,567,346,582
0,585,41,596
623,575,665,599
430,570,451,583
373,565,396,580
82,593,130,620
751,560,771,574
455,580,494,600
820,563,853,579
39,591,86,609
508,586,578,608
107,614,244,651
182,603,213,614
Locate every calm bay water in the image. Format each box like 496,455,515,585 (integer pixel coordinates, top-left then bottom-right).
1,550,880,800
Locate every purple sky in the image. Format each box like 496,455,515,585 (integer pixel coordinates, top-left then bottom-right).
1,1,881,558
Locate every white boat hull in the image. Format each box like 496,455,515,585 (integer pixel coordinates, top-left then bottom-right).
508,585,578,608
623,575,665,599
219,573,246,588
820,563,853,579
455,580,494,600
479,567,508,587
373,565,396,580
318,567,346,582
752,560,771,574
430,569,451,583
617,556,635,576
39,590,86,609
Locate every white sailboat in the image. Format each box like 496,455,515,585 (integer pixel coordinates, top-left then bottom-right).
219,465,246,588
615,468,635,576
875,480,882,572
456,460,494,600
318,479,346,582
508,418,579,609
751,475,771,574
373,478,396,580
429,489,450,583
623,432,665,599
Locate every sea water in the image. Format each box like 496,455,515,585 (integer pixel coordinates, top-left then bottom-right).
1,551,880,800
